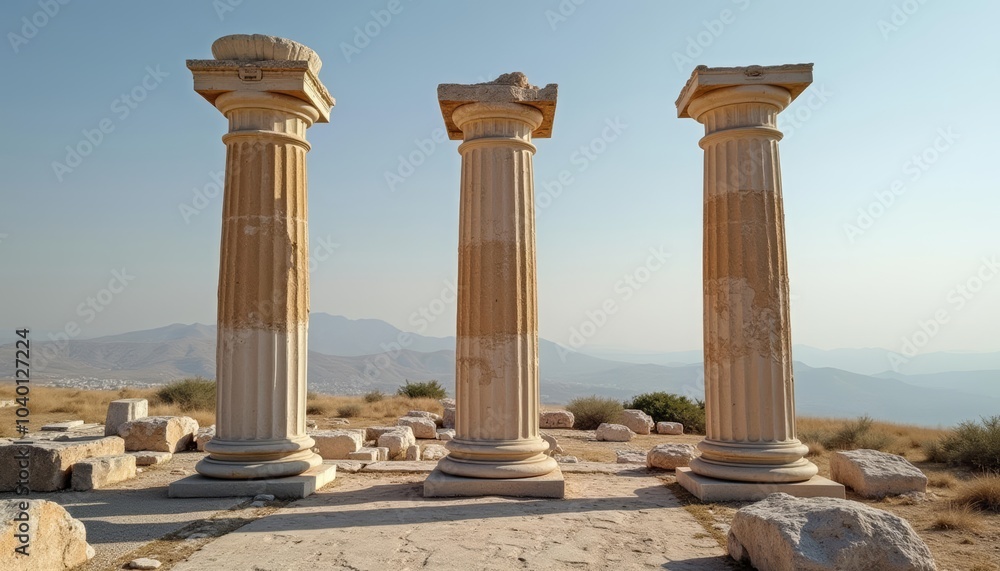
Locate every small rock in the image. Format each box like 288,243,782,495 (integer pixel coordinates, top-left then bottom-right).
126,557,162,569
170,469,188,476
620,410,654,435
595,423,635,442
249,501,266,508
557,455,579,464
253,494,275,502
615,450,647,464
305,419,318,429
647,443,698,470
405,444,421,461
656,421,684,435
421,444,449,460
436,428,456,441
328,418,351,426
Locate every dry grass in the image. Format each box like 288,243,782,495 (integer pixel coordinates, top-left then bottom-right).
954,475,1000,512
797,416,949,461
931,504,984,531
928,473,959,489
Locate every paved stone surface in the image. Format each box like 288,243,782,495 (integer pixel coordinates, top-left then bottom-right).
172,471,727,570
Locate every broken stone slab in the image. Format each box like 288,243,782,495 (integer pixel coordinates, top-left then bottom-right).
436,428,455,441
615,450,647,464
620,409,654,435
330,460,364,474
105,398,148,437
656,421,684,435
830,449,928,498
0,436,126,492
397,416,438,439
119,416,198,453
647,444,698,470
195,425,215,452
407,410,443,425
71,454,137,491
595,423,635,442
309,429,364,460
129,451,173,466
41,420,84,431
378,430,416,460
405,444,421,461
1,499,94,570
365,425,413,442
540,410,574,429
728,493,937,571
421,444,449,460
347,448,379,461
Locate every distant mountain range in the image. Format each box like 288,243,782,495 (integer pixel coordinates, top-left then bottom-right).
2,313,997,427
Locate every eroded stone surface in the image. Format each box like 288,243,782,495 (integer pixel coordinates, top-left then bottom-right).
540,410,575,429
621,410,654,435
830,449,928,498
0,436,125,492
595,424,634,442
656,422,684,435
310,430,364,460
105,399,148,437
119,416,198,453
379,430,416,460
727,493,936,571
647,444,698,471
397,416,438,439
0,499,92,570
72,454,137,491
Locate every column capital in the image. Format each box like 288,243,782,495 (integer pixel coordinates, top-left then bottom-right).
187,34,335,123
438,72,557,139
675,63,812,120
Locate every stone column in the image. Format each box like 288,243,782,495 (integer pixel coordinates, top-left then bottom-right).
676,65,819,486
425,73,562,498
187,35,334,480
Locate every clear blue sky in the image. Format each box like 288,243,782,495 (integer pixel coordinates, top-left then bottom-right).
2,1,998,357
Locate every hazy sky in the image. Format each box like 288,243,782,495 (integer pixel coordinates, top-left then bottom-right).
2,1,998,357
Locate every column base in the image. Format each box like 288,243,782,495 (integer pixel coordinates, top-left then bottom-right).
170,462,337,499
441,438,558,479
676,467,845,502
423,465,564,498
196,439,323,480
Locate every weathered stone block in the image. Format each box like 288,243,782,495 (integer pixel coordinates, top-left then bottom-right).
105,398,148,437
656,421,684,435
616,450,646,464
595,423,634,442
128,451,173,466
405,445,421,461
421,444,449,460
647,444,698,470
436,428,455,441
540,410,574,428
378,430,416,460
621,409,654,435
310,430,364,460
346,448,379,461
71,454,137,490
397,416,438,439
830,449,928,498
195,425,215,452
119,416,198,453
0,436,126,492
1,499,93,570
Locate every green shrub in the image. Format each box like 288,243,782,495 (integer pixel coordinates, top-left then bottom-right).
337,404,362,418
566,396,623,430
936,416,1000,471
363,390,386,403
397,380,447,399
623,392,707,434
155,377,216,411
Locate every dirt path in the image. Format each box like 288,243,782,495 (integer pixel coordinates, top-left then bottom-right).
170,470,730,571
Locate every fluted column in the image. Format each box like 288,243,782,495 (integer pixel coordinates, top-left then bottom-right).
187,35,334,480
436,74,558,481
677,64,817,483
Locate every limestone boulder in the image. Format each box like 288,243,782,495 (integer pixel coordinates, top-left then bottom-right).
366,425,413,442
656,421,684,435
540,410,575,429
616,450,646,464
422,444,449,460
830,449,928,498
0,436,125,492
105,398,148,437
71,454,137,491
595,423,634,442
119,416,198,453
397,416,438,439
647,443,698,470
407,410,443,425
436,428,456,441
727,493,937,571
1,499,93,570
378,429,416,460
347,448,379,461
441,399,456,429
620,409,654,435
405,445,421,461
194,425,215,452
310,430,364,460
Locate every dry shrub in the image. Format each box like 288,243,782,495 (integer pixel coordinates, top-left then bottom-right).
336,404,362,418
928,473,958,489
565,396,623,430
955,475,1000,512
932,504,983,531
936,416,1000,471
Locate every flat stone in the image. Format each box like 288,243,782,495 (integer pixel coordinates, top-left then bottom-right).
1,499,92,570
406,410,442,424
676,468,846,502
330,460,364,474
540,410,574,429
656,421,684,435
41,420,84,431
362,461,436,474
126,557,162,569
168,462,337,499
830,449,928,498
559,462,646,474
71,454,137,490
365,425,412,441
105,398,148,437
128,451,173,466
346,448,379,461
616,450,647,464
0,436,126,492
423,466,565,498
